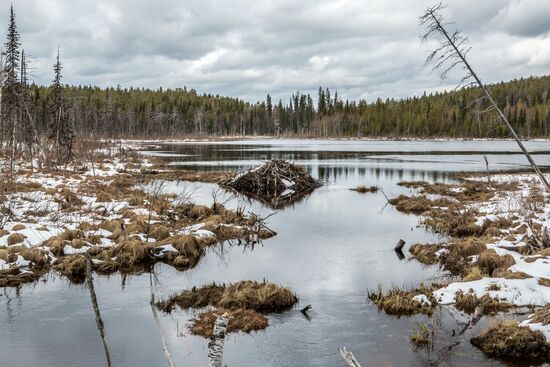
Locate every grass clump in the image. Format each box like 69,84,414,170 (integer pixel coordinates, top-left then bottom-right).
528,304,550,325
157,280,298,314
408,243,442,265
7,233,26,245
367,284,437,316
189,308,269,337
410,322,433,350
157,280,297,337
350,185,379,194
454,290,511,315
156,283,225,312
477,249,516,276
11,224,26,231
471,320,549,362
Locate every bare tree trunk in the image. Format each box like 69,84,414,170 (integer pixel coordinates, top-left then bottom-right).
149,272,177,367
423,5,550,192
208,315,229,367
85,252,112,367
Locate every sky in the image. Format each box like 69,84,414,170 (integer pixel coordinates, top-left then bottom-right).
1,0,550,103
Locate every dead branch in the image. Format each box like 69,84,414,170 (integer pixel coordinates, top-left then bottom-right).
85,251,112,367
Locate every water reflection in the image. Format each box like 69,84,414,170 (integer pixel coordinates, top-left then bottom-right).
0,140,529,367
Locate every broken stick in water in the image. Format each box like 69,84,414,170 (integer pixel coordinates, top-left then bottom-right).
149,272,177,367
85,251,112,367
208,314,229,367
394,239,406,252
338,347,362,367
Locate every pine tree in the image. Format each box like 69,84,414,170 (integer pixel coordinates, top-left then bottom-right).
48,48,74,160
2,5,20,177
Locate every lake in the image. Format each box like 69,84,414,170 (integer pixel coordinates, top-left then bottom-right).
2,139,548,367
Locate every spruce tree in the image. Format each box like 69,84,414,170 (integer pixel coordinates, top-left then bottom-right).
2,5,20,147
48,49,74,160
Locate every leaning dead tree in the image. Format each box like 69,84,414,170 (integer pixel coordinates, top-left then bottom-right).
420,2,550,193
85,251,112,367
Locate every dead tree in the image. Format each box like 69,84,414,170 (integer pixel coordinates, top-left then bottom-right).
208,315,229,367
85,251,112,367
420,2,550,193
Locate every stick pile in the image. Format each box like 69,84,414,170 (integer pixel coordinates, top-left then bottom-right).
221,160,320,207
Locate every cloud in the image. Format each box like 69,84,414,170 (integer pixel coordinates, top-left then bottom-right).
0,0,548,103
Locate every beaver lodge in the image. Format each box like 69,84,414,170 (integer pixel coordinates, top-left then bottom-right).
220,159,321,209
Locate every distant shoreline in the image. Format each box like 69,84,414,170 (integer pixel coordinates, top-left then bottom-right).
116,136,550,144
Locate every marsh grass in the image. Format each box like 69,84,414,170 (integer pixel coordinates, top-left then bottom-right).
350,185,379,194
471,320,549,361
367,284,438,316
454,290,511,315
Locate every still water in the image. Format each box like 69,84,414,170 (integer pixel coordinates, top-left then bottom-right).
2,139,548,367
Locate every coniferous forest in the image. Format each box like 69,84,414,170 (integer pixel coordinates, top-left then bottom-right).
3,6,550,145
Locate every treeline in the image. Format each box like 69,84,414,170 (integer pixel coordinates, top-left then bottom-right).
22,75,550,139
4,5,550,147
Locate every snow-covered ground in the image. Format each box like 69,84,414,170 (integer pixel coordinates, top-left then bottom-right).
429,173,550,338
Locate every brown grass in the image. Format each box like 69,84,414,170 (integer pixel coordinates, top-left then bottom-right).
367,284,437,316
0,268,42,287
11,224,26,231
190,308,268,337
388,195,452,214
408,243,442,265
149,225,171,241
477,249,516,276
492,269,532,279
410,322,433,350
157,281,298,314
528,304,550,325
54,255,87,282
350,185,379,194
471,320,549,361
7,233,26,245
0,229,9,237
454,290,511,314
111,238,153,267
218,280,298,312
157,283,225,312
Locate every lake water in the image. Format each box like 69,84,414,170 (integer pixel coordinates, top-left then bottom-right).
2,139,549,367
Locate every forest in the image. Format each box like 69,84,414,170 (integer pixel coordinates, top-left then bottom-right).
3,4,550,156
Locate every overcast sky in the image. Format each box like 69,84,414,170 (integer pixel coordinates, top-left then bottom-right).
1,0,549,103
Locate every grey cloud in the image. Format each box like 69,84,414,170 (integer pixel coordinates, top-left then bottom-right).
0,0,548,103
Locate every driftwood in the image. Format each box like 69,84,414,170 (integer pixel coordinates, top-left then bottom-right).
221,160,321,209
394,239,406,251
338,347,362,367
208,315,229,367
85,251,112,367
149,272,177,367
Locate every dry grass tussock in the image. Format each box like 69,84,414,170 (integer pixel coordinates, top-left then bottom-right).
528,305,550,325
388,195,453,215
477,249,516,276
157,280,297,337
454,290,511,314
410,322,434,350
157,280,298,314
7,233,26,245
189,308,268,337
350,185,379,194
470,320,549,361
367,283,438,316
